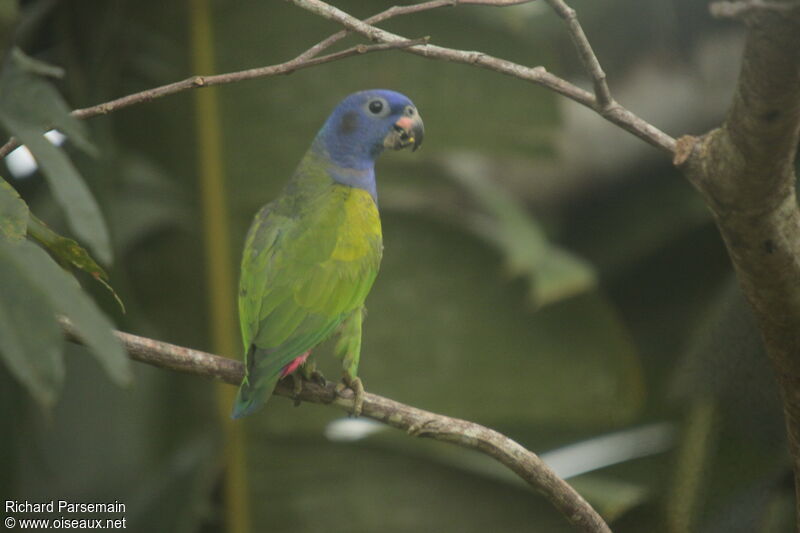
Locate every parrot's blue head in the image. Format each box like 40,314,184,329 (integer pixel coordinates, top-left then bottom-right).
313,89,424,200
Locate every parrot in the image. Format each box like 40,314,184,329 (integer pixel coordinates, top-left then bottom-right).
231,89,424,419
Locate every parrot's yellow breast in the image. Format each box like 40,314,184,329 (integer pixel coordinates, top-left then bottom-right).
331,186,382,262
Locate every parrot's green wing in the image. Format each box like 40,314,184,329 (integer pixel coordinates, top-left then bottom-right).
232,180,381,418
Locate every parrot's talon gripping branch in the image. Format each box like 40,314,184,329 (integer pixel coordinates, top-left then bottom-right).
305,368,328,388
290,364,328,406
335,375,365,417
289,374,304,406
299,361,326,385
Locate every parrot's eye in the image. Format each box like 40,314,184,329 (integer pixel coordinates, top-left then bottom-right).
365,97,390,117
405,106,415,116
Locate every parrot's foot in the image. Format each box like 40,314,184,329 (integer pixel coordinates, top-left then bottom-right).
299,362,327,387
290,373,304,407
335,375,365,417
288,362,327,407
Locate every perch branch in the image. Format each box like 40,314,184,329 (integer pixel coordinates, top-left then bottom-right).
676,3,800,519
61,322,610,533
288,0,676,153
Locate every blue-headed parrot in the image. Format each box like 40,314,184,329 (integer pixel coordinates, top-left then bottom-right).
231,90,424,419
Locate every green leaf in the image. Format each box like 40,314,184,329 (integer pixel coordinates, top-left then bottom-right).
1,48,95,153
27,213,125,312
10,47,64,78
27,212,107,277
4,240,130,385
0,49,110,263
0,175,28,241
532,247,596,307
444,152,596,307
0,242,64,406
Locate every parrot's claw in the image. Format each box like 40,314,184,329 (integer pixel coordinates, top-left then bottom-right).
299,362,327,387
288,363,327,407
290,374,304,407
335,376,365,417
305,369,326,387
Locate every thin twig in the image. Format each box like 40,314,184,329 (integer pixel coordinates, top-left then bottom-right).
288,0,676,154
0,0,674,157
0,0,530,158
294,0,536,62
61,321,611,533
0,38,427,159
544,0,613,109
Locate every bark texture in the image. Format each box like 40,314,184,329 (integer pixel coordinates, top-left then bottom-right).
679,3,800,514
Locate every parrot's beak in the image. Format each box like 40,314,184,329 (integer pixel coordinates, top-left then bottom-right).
385,113,424,152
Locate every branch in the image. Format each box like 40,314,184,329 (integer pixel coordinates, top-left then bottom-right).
61,322,611,533
288,0,676,154
0,38,427,159
0,0,528,159
0,0,674,159
544,0,612,109
294,0,534,63
677,2,800,520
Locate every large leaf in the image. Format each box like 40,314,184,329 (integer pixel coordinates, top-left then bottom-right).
4,240,130,385
27,213,125,312
441,151,596,308
4,48,95,153
0,242,64,406
1,174,123,310
27,212,106,278
0,49,111,264
0,175,28,241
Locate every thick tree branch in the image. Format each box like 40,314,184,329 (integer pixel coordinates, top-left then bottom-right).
61,322,610,533
677,2,800,519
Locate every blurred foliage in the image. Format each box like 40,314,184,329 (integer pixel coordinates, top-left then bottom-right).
0,47,109,262
0,0,794,532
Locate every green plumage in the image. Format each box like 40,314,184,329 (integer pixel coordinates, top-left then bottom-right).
231,89,422,418
232,152,382,418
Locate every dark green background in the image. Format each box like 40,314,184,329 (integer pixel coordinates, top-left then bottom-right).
1,1,792,532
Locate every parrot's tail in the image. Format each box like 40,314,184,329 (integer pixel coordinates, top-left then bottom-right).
231,362,281,419
231,380,265,419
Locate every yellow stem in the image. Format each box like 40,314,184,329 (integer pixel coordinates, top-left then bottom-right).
666,398,717,533
188,2,249,532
